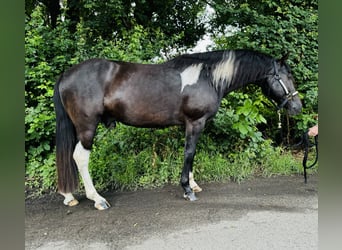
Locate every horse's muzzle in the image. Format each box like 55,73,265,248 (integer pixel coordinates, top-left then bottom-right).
287,98,302,116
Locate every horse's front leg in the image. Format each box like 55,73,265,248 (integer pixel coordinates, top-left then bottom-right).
73,141,111,210
181,118,205,201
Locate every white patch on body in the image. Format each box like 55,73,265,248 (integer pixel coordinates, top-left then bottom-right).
212,52,236,90
73,141,110,209
180,63,203,92
105,62,114,83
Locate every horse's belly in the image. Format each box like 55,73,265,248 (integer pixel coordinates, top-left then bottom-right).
104,96,183,128
129,109,182,127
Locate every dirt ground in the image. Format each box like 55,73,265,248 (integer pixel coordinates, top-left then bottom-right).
25,174,318,250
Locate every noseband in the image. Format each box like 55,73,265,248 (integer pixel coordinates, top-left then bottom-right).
272,61,298,110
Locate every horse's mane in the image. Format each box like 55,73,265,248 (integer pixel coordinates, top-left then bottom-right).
165,49,275,93
165,50,226,68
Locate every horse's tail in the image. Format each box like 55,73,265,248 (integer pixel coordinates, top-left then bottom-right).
53,76,79,193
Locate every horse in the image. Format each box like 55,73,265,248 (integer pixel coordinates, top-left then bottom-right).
53,49,302,210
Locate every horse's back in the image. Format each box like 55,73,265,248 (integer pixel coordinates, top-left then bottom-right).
103,62,185,127
59,58,115,92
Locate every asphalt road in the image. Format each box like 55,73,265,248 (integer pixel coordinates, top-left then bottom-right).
25,174,318,250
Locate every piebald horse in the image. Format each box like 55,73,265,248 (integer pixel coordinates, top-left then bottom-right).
53,49,302,210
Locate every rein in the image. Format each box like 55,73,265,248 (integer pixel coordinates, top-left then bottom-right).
276,114,318,183
302,132,318,183
291,130,318,183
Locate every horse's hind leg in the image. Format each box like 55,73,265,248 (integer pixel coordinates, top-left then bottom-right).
59,192,79,206
72,125,111,210
58,130,111,209
73,140,110,210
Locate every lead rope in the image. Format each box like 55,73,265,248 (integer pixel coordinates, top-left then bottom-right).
302,132,319,183
276,111,318,183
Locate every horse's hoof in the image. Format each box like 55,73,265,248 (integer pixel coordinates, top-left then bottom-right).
95,200,111,210
64,199,79,207
192,185,203,193
183,192,198,201
68,199,79,206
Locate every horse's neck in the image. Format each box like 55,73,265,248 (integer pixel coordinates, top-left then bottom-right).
221,59,271,96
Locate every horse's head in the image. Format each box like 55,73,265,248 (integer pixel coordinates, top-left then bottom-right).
263,54,302,116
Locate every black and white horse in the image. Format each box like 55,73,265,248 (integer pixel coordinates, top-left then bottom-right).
53,49,302,210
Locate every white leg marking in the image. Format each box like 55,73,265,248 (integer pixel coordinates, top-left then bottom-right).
73,141,110,210
189,171,202,193
59,192,79,206
180,63,203,92
212,52,236,90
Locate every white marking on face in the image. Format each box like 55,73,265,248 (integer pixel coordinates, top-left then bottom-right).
212,52,236,89
180,63,203,92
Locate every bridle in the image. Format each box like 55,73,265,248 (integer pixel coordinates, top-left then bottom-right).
271,60,299,110
267,61,300,134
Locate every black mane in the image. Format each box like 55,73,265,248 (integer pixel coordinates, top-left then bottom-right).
165,49,275,94
164,50,227,68
230,50,274,87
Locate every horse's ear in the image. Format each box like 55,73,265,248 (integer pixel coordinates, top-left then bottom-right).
278,52,290,65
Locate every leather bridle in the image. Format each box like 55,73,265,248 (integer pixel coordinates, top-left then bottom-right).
272,61,299,110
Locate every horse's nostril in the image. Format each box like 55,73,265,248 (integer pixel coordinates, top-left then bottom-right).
286,101,302,116
292,104,302,115
296,102,303,112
